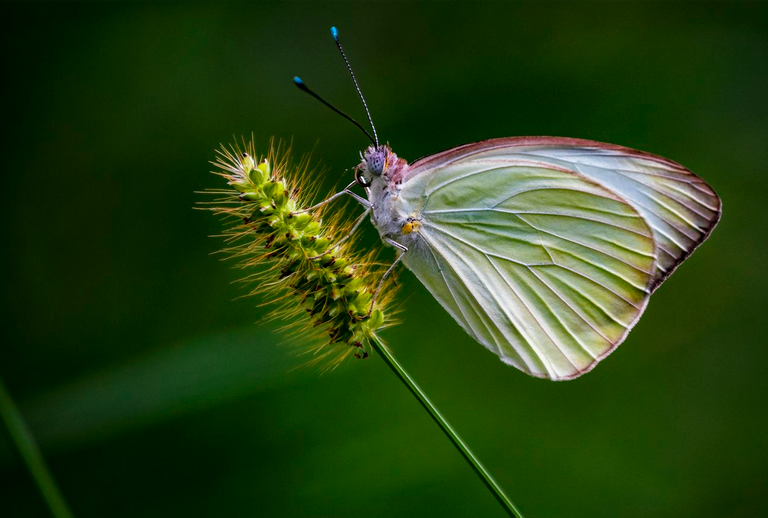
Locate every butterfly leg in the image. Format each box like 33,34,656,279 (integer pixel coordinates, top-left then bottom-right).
291,181,371,214
307,207,371,260
361,239,407,319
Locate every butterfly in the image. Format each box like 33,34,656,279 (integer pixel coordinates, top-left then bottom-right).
295,27,721,380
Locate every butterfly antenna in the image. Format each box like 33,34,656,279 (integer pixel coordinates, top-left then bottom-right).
293,76,376,146
330,26,379,148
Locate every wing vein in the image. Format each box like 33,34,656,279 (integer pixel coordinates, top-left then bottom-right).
665,182,720,211
488,256,580,369
612,171,713,220
424,208,653,238
544,152,704,184
516,215,654,275
421,230,554,376
423,243,485,349
426,222,641,318
490,186,643,218
425,164,509,198
526,266,612,350
581,166,708,231
533,264,635,323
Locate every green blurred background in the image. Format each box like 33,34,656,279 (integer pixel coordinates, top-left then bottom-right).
2,1,766,517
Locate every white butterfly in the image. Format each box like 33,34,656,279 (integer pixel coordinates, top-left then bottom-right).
355,138,720,380
296,28,721,380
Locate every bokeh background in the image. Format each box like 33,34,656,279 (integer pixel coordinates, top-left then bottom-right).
2,1,766,517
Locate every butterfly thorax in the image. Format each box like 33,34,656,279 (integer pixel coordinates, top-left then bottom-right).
358,145,419,248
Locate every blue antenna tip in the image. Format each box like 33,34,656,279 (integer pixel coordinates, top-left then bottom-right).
293,76,303,85
330,26,339,41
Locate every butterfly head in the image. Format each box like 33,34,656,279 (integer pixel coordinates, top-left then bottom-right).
356,145,392,187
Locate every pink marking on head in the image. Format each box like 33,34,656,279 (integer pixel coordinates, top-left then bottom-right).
381,147,410,185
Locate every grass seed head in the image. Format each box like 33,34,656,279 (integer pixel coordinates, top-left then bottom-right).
202,138,397,369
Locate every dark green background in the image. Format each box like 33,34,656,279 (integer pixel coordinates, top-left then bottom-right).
2,1,766,517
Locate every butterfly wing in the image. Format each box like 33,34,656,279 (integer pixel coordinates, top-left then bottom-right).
397,138,720,380
407,137,722,290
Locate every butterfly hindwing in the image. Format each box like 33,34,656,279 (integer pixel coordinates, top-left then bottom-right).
398,159,657,380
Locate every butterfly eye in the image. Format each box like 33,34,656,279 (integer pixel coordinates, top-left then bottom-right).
367,152,385,176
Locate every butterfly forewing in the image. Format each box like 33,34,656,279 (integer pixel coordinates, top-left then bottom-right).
398,160,657,380
407,138,721,290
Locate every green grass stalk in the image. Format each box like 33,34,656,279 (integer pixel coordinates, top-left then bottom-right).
0,377,73,518
370,338,523,518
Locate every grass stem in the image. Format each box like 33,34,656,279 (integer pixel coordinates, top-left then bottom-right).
369,338,523,518
0,376,74,518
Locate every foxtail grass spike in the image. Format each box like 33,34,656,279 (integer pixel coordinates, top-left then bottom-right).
202,138,396,367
